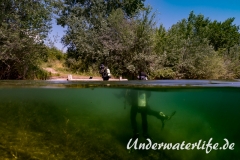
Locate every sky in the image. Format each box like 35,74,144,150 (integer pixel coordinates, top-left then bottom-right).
49,0,240,52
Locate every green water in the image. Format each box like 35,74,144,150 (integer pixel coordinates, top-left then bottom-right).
0,80,240,160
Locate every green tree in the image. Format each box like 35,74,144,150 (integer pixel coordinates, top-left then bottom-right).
0,0,52,79
99,7,157,78
208,18,240,52
56,0,145,27
154,24,167,55
218,44,240,78
153,14,228,79
55,0,148,77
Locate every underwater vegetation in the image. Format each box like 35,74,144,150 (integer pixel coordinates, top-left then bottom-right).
0,87,239,160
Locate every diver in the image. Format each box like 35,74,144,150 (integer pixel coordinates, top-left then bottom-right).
99,64,111,81
115,71,175,140
126,89,176,140
137,71,148,80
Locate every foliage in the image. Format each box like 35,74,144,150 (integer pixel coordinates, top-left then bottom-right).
46,47,66,61
218,45,240,78
55,2,240,80
2,0,240,80
0,0,52,79
98,7,157,78
55,0,149,78
152,11,240,79
55,0,145,27
208,18,240,52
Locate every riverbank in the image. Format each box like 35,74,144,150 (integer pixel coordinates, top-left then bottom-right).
42,61,104,81
42,63,126,81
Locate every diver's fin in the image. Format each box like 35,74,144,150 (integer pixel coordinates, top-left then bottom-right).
161,111,176,130
161,119,165,130
168,111,176,120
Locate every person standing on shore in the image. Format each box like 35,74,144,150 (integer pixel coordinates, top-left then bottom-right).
99,64,111,81
137,71,148,80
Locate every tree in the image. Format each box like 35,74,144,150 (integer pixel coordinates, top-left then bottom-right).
55,0,145,27
0,0,52,79
154,24,167,55
98,7,157,78
153,12,228,79
208,18,240,52
55,0,148,77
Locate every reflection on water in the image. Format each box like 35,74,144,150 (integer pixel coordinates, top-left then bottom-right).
0,80,239,160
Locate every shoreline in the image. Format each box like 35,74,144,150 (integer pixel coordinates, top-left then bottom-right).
48,75,128,81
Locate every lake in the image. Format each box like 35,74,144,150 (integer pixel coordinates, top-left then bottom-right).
0,80,239,160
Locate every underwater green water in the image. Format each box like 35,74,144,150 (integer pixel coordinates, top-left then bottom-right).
0,80,240,160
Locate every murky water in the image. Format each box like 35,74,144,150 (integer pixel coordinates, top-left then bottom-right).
0,80,239,160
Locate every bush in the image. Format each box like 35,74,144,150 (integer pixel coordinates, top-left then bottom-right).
46,47,65,61
151,68,176,79
33,68,51,80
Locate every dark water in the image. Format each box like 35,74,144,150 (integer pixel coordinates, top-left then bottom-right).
0,80,240,160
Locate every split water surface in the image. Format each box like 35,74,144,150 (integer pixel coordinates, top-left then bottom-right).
0,80,239,160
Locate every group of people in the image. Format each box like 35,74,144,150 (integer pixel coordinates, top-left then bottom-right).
99,63,148,81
